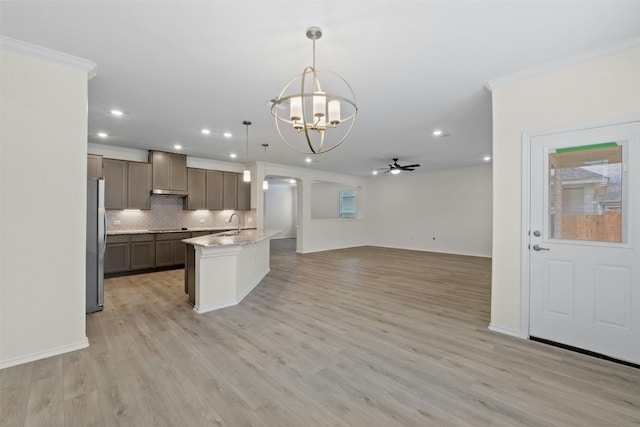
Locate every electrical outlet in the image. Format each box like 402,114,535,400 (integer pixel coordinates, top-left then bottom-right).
113,219,121,225
247,217,253,223
199,219,205,224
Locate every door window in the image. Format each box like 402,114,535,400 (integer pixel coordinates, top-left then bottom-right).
548,142,624,243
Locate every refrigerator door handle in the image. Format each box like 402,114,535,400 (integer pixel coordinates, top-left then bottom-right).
102,210,107,254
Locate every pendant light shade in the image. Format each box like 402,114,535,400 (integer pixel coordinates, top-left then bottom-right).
243,120,251,182
262,143,269,191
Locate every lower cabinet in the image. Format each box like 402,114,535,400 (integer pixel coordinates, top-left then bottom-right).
105,230,237,276
105,234,130,274
130,234,155,270
155,232,191,267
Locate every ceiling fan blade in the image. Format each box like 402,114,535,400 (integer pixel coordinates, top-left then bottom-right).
401,164,420,169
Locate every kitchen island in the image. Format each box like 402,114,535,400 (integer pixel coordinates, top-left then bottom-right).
182,229,281,313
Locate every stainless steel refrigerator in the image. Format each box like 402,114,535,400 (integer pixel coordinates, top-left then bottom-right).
86,178,106,313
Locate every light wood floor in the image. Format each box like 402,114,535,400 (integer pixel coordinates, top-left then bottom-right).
2,239,639,426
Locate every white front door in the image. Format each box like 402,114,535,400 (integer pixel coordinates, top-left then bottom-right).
529,121,640,364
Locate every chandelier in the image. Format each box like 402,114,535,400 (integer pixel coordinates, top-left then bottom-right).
271,26,357,154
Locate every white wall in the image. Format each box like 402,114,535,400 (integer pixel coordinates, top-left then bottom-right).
264,183,297,238
254,162,369,253
367,166,492,257
0,45,95,368
490,46,640,335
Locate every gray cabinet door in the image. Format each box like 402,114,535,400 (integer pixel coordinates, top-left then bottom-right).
206,170,223,210
103,159,127,209
151,151,171,190
87,154,103,179
171,153,187,191
173,241,186,265
155,241,173,266
150,151,187,192
237,173,251,210
130,234,154,270
186,168,206,210
223,172,238,210
130,241,155,270
105,242,130,273
127,162,151,209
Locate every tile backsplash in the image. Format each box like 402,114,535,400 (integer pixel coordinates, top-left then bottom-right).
106,196,256,231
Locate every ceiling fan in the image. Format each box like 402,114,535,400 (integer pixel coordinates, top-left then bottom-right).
383,158,421,174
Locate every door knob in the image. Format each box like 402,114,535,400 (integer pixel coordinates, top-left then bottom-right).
532,244,550,251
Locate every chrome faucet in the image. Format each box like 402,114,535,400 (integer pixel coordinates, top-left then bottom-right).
227,212,242,235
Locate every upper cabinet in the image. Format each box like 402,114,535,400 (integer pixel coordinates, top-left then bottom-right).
237,173,251,210
206,170,224,210
87,154,103,179
222,172,238,210
127,161,151,209
185,168,206,210
103,158,151,210
103,159,127,209
150,151,187,195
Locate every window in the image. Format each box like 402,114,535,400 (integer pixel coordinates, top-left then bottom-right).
339,190,356,218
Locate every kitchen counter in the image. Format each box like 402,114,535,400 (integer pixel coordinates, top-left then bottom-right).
183,229,281,314
107,227,256,235
182,229,281,247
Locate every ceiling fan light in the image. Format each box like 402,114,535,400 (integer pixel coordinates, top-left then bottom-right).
390,169,401,175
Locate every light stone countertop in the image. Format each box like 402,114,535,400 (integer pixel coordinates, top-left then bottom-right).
182,229,281,248
107,227,257,236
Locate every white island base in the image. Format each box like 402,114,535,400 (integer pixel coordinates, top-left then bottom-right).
183,230,280,313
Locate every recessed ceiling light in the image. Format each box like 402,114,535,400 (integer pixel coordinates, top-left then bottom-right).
223,132,232,138
230,153,237,159
97,132,108,138
305,157,312,163
174,144,182,150
289,179,296,184
110,109,124,116
372,170,378,175
483,155,492,161
201,129,211,135
432,129,443,137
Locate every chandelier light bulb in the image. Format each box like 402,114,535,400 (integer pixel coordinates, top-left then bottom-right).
313,91,326,118
290,97,302,121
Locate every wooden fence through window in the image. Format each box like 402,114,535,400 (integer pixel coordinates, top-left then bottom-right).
561,211,622,242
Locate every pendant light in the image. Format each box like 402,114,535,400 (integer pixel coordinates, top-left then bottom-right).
243,120,251,182
262,143,269,191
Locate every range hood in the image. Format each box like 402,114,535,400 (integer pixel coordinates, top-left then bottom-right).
151,188,188,197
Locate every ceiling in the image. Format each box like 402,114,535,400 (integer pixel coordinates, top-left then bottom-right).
2,1,639,177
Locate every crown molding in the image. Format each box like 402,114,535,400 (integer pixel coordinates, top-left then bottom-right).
0,36,97,80
485,36,640,92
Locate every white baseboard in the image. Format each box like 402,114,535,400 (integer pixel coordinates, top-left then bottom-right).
193,300,237,314
0,338,89,370
488,323,523,338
